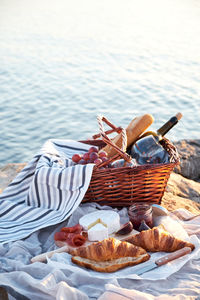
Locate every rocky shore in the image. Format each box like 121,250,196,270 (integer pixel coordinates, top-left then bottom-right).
0,139,200,214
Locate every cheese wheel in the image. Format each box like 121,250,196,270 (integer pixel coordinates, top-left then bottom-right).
79,210,120,235
101,114,154,158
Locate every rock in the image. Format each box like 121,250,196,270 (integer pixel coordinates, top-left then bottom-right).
0,163,26,193
166,172,200,200
174,139,200,181
159,139,200,214
162,172,200,214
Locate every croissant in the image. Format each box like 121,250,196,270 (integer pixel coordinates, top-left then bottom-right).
70,237,150,272
124,225,195,252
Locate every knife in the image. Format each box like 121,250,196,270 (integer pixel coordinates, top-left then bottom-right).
136,246,192,275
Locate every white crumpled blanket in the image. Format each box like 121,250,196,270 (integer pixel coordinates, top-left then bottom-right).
0,203,200,300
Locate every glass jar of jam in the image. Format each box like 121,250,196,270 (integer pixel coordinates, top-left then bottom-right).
128,203,153,231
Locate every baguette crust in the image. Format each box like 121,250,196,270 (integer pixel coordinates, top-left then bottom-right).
124,225,195,252
70,237,150,272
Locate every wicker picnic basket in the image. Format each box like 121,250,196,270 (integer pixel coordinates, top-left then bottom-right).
81,116,180,208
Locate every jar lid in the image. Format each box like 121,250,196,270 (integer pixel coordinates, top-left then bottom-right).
152,204,168,216
129,202,152,208
128,202,152,214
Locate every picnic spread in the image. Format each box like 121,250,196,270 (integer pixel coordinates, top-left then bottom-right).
0,114,200,299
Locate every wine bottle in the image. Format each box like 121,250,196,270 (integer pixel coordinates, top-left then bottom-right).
139,112,183,141
130,113,182,165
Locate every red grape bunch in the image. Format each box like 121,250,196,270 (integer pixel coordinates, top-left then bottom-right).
72,147,108,166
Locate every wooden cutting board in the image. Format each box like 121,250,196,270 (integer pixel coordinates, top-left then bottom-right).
31,229,138,263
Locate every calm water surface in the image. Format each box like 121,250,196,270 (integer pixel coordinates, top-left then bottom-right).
0,0,200,165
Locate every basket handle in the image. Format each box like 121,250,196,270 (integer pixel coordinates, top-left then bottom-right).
97,115,132,164
92,116,122,139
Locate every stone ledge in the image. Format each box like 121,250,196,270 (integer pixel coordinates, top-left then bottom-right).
0,163,26,194
174,139,200,181
162,172,200,214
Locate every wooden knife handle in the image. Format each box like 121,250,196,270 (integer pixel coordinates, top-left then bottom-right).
31,245,69,263
155,247,192,266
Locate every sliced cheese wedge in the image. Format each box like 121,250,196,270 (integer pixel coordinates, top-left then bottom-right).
88,223,108,242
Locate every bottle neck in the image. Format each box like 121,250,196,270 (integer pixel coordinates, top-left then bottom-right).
156,116,179,138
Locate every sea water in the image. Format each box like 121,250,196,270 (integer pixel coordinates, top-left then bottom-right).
0,0,200,165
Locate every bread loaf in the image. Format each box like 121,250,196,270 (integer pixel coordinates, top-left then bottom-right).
101,114,154,158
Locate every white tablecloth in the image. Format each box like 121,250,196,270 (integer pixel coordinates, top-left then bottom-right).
0,204,200,300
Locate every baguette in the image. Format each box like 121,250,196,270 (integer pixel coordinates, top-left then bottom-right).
101,114,154,158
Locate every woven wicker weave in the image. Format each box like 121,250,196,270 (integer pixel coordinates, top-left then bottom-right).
81,116,179,207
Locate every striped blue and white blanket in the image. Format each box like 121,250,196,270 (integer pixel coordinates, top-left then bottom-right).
0,139,95,244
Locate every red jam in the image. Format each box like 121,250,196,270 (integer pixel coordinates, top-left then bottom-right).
128,203,153,231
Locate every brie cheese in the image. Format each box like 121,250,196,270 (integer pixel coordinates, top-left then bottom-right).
88,223,108,241
79,210,120,235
